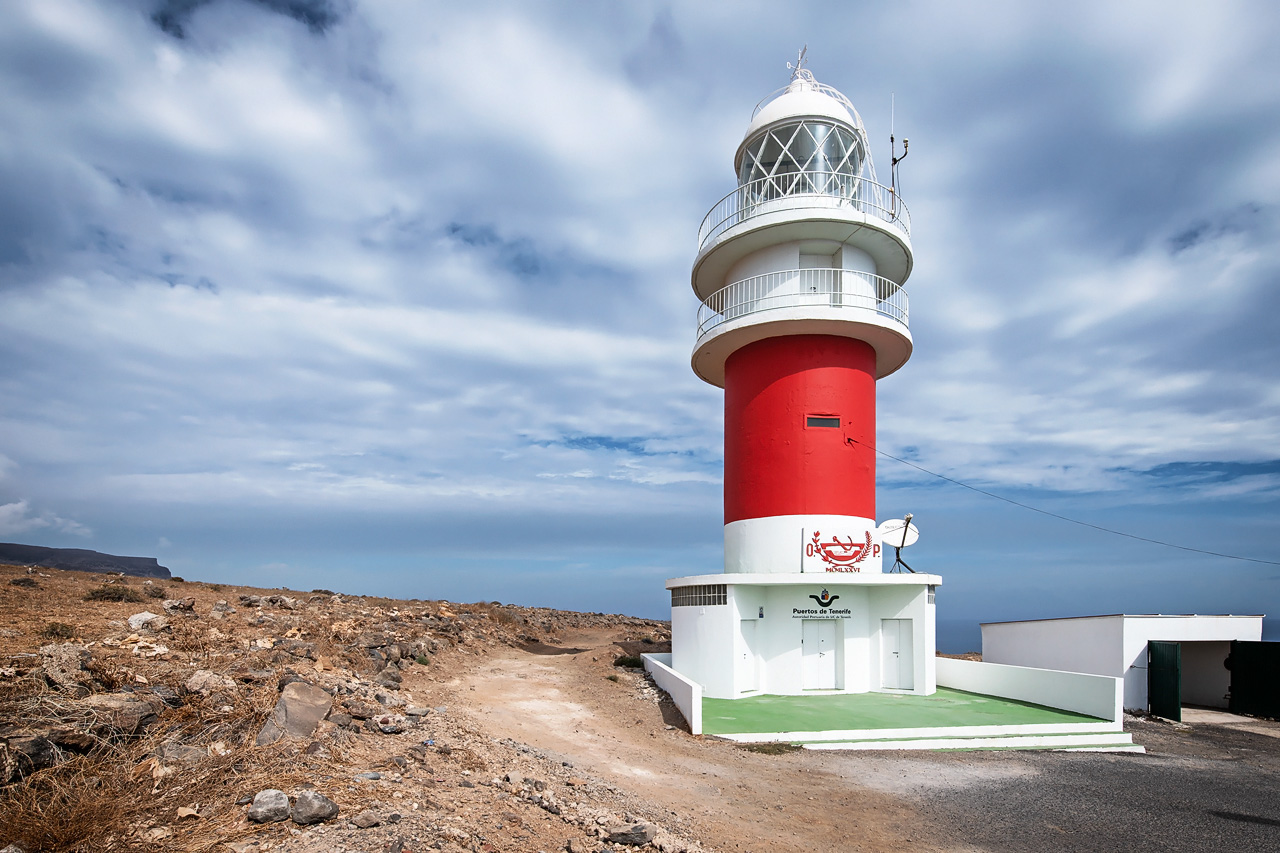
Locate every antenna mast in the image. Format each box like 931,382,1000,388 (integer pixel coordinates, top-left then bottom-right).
889,94,909,216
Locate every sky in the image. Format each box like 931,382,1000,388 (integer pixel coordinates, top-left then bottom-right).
1,0,1278,650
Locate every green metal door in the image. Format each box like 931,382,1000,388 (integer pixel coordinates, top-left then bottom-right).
1148,641,1181,721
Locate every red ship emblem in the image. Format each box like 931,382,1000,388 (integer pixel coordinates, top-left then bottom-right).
810,530,873,572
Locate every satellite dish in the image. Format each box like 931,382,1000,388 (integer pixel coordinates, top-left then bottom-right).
876,518,919,548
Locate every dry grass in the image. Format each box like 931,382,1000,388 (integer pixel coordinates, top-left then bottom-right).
0,747,151,852
0,673,321,852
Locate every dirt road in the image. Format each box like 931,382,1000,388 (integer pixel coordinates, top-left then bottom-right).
450,627,968,853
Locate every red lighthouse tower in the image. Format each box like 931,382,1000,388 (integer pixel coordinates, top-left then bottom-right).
693,63,912,575
663,60,937,706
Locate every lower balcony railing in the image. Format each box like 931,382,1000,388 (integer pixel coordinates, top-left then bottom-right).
697,268,909,339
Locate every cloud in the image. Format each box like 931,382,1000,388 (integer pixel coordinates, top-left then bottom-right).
150,0,344,39
0,0,1277,632
0,500,92,537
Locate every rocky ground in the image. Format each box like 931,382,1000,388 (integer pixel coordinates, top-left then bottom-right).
0,563,683,853
4,563,1279,853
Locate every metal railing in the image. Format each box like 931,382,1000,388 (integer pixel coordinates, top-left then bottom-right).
696,268,909,339
697,171,910,251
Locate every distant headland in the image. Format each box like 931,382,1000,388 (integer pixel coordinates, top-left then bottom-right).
0,543,171,579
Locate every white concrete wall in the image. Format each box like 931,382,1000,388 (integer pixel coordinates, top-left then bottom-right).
1181,641,1232,708
981,615,1262,712
725,242,799,285
982,616,1124,677
869,585,935,694
667,575,939,699
837,244,876,275
937,658,1122,723
670,602,737,699
642,653,703,735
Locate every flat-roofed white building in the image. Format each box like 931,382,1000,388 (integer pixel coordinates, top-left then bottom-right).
981,614,1264,712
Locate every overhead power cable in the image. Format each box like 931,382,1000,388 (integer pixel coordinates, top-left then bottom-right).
845,436,1280,567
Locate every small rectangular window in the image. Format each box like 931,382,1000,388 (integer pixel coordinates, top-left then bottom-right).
807,416,840,428
671,584,727,607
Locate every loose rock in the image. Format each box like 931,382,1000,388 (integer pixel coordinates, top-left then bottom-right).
38,643,92,694
127,611,165,631
186,669,235,696
255,681,333,745
246,789,290,823
608,823,660,846
351,809,381,828
290,789,339,825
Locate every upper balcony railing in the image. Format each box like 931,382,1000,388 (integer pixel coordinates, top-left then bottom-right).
697,268,909,339
697,171,910,253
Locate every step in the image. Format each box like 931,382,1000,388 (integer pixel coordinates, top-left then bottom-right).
802,731,1143,753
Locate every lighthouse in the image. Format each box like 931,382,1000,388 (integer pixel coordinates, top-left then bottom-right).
665,60,941,700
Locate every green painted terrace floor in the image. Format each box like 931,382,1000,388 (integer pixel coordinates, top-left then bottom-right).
702,687,1105,736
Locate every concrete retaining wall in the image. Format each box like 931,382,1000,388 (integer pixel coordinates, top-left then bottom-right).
643,653,703,735
937,657,1122,723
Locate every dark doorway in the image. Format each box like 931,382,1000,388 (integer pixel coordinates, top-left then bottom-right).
1148,640,1182,721
1228,641,1280,718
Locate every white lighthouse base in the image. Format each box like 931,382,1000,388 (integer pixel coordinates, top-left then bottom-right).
666,571,941,700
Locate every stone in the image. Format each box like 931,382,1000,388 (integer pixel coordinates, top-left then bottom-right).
186,669,236,696
162,598,196,613
255,682,333,746
343,699,381,720
404,706,430,717
290,789,338,825
127,611,164,631
351,809,381,828
247,789,290,823
159,742,207,766
567,839,599,853
374,714,406,734
608,823,659,846
354,771,381,781
0,730,56,782
38,643,91,693
82,692,163,734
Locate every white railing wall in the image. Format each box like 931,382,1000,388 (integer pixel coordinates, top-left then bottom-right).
642,653,703,735
698,172,910,251
697,268,908,339
936,657,1124,724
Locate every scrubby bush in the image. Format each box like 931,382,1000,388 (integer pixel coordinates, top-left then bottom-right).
613,654,644,669
84,586,144,603
606,674,620,683
40,622,75,640
9,577,38,588
143,585,167,599
415,654,430,666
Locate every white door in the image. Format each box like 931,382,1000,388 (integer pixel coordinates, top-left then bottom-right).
881,619,915,690
737,620,758,692
802,619,837,689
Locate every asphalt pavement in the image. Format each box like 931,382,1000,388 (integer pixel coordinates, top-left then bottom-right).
821,713,1280,852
